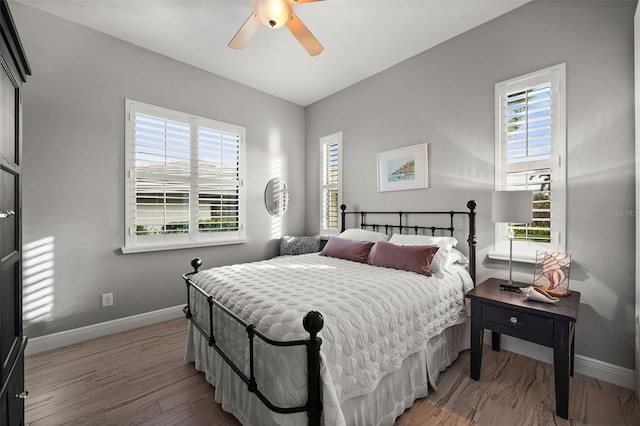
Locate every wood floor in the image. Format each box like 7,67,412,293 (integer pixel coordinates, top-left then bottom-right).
24,318,640,426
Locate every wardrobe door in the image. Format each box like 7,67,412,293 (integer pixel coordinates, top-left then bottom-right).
0,344,26,426
0,1,30,423
0,46,22,389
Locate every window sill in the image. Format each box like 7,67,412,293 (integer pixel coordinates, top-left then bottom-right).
121,238,249,254
487,250,537,264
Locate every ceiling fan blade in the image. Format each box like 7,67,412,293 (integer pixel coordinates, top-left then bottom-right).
228,13,262,49
286,12,324,56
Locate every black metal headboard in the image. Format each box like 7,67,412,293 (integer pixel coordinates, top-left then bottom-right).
340,200,477,284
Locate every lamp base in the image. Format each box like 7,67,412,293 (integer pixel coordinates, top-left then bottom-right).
499,282,528,292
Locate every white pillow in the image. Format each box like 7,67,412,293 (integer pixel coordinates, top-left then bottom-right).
339,228,390,242
388,234,458,275
388,234,456,246
448,248,469,267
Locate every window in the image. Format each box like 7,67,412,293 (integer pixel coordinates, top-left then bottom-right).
493,64,566,261
122,100,246,253
319,132,342,235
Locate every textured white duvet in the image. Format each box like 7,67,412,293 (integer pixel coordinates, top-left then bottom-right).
187,253,473,425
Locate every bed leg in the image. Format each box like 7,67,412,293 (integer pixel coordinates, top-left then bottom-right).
184,258,202,319
184,279,192,320
303,311,324,426
466,200,477,284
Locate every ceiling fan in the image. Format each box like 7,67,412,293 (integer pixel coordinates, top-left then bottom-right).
228,0,324,57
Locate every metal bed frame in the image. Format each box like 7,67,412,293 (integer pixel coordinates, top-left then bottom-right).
182,200,477,425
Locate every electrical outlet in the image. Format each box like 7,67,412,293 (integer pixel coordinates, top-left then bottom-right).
101,293,113,308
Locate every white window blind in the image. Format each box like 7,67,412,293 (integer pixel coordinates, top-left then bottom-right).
320,132,342,235
197,126,241,233
505,82,552,244
494,64,566,259
505,83,552,165
123,100,246,253
134,113,191,236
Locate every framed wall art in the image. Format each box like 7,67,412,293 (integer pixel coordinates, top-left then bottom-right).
377,143,429,192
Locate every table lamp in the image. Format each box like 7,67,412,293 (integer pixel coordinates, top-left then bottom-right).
492,190,534,290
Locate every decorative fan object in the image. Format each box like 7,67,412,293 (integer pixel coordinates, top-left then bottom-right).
533,251,572,297
228,0,324,56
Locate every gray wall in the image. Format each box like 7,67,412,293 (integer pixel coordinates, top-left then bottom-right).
13,3,307,338
12,0,637,370
305,0,636,369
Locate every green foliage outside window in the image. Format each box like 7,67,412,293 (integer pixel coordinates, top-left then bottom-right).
136,217,238,235
199,217,239,232
512,173,551,243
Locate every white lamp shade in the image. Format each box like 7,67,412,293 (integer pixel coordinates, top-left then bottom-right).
492,190,534,223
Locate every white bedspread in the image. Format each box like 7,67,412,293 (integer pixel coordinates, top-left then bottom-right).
188,253,473,425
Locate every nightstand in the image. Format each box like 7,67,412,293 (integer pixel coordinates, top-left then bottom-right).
465,278,580,420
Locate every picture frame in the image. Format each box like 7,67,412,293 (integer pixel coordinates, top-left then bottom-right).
377,143,429,192
533,251,572,297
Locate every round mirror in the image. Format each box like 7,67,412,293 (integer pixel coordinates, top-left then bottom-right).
264,178,290,217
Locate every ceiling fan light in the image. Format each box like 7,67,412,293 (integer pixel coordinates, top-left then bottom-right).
253,0,292,29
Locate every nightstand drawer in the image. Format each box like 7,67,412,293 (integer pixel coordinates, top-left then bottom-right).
482,304,554,338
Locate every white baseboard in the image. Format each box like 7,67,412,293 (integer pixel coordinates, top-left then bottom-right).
485,334,636,391
25,310,637,391
25,305,185,356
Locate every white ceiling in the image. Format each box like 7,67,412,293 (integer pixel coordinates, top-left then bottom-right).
17,0,531,106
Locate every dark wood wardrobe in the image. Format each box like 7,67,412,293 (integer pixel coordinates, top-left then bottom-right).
0,0,30,424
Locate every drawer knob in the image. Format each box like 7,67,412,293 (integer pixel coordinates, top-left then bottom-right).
15,391,28,399
510,316,518,325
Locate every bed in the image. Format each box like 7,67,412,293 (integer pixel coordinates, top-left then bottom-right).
182,201,477,425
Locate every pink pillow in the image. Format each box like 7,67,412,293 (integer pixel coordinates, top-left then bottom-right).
320,237,374,263
371,241,439,276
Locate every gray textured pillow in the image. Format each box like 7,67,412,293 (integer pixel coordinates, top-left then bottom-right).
280,236,321,256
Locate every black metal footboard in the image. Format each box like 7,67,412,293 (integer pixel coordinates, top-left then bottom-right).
182,258,324,425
